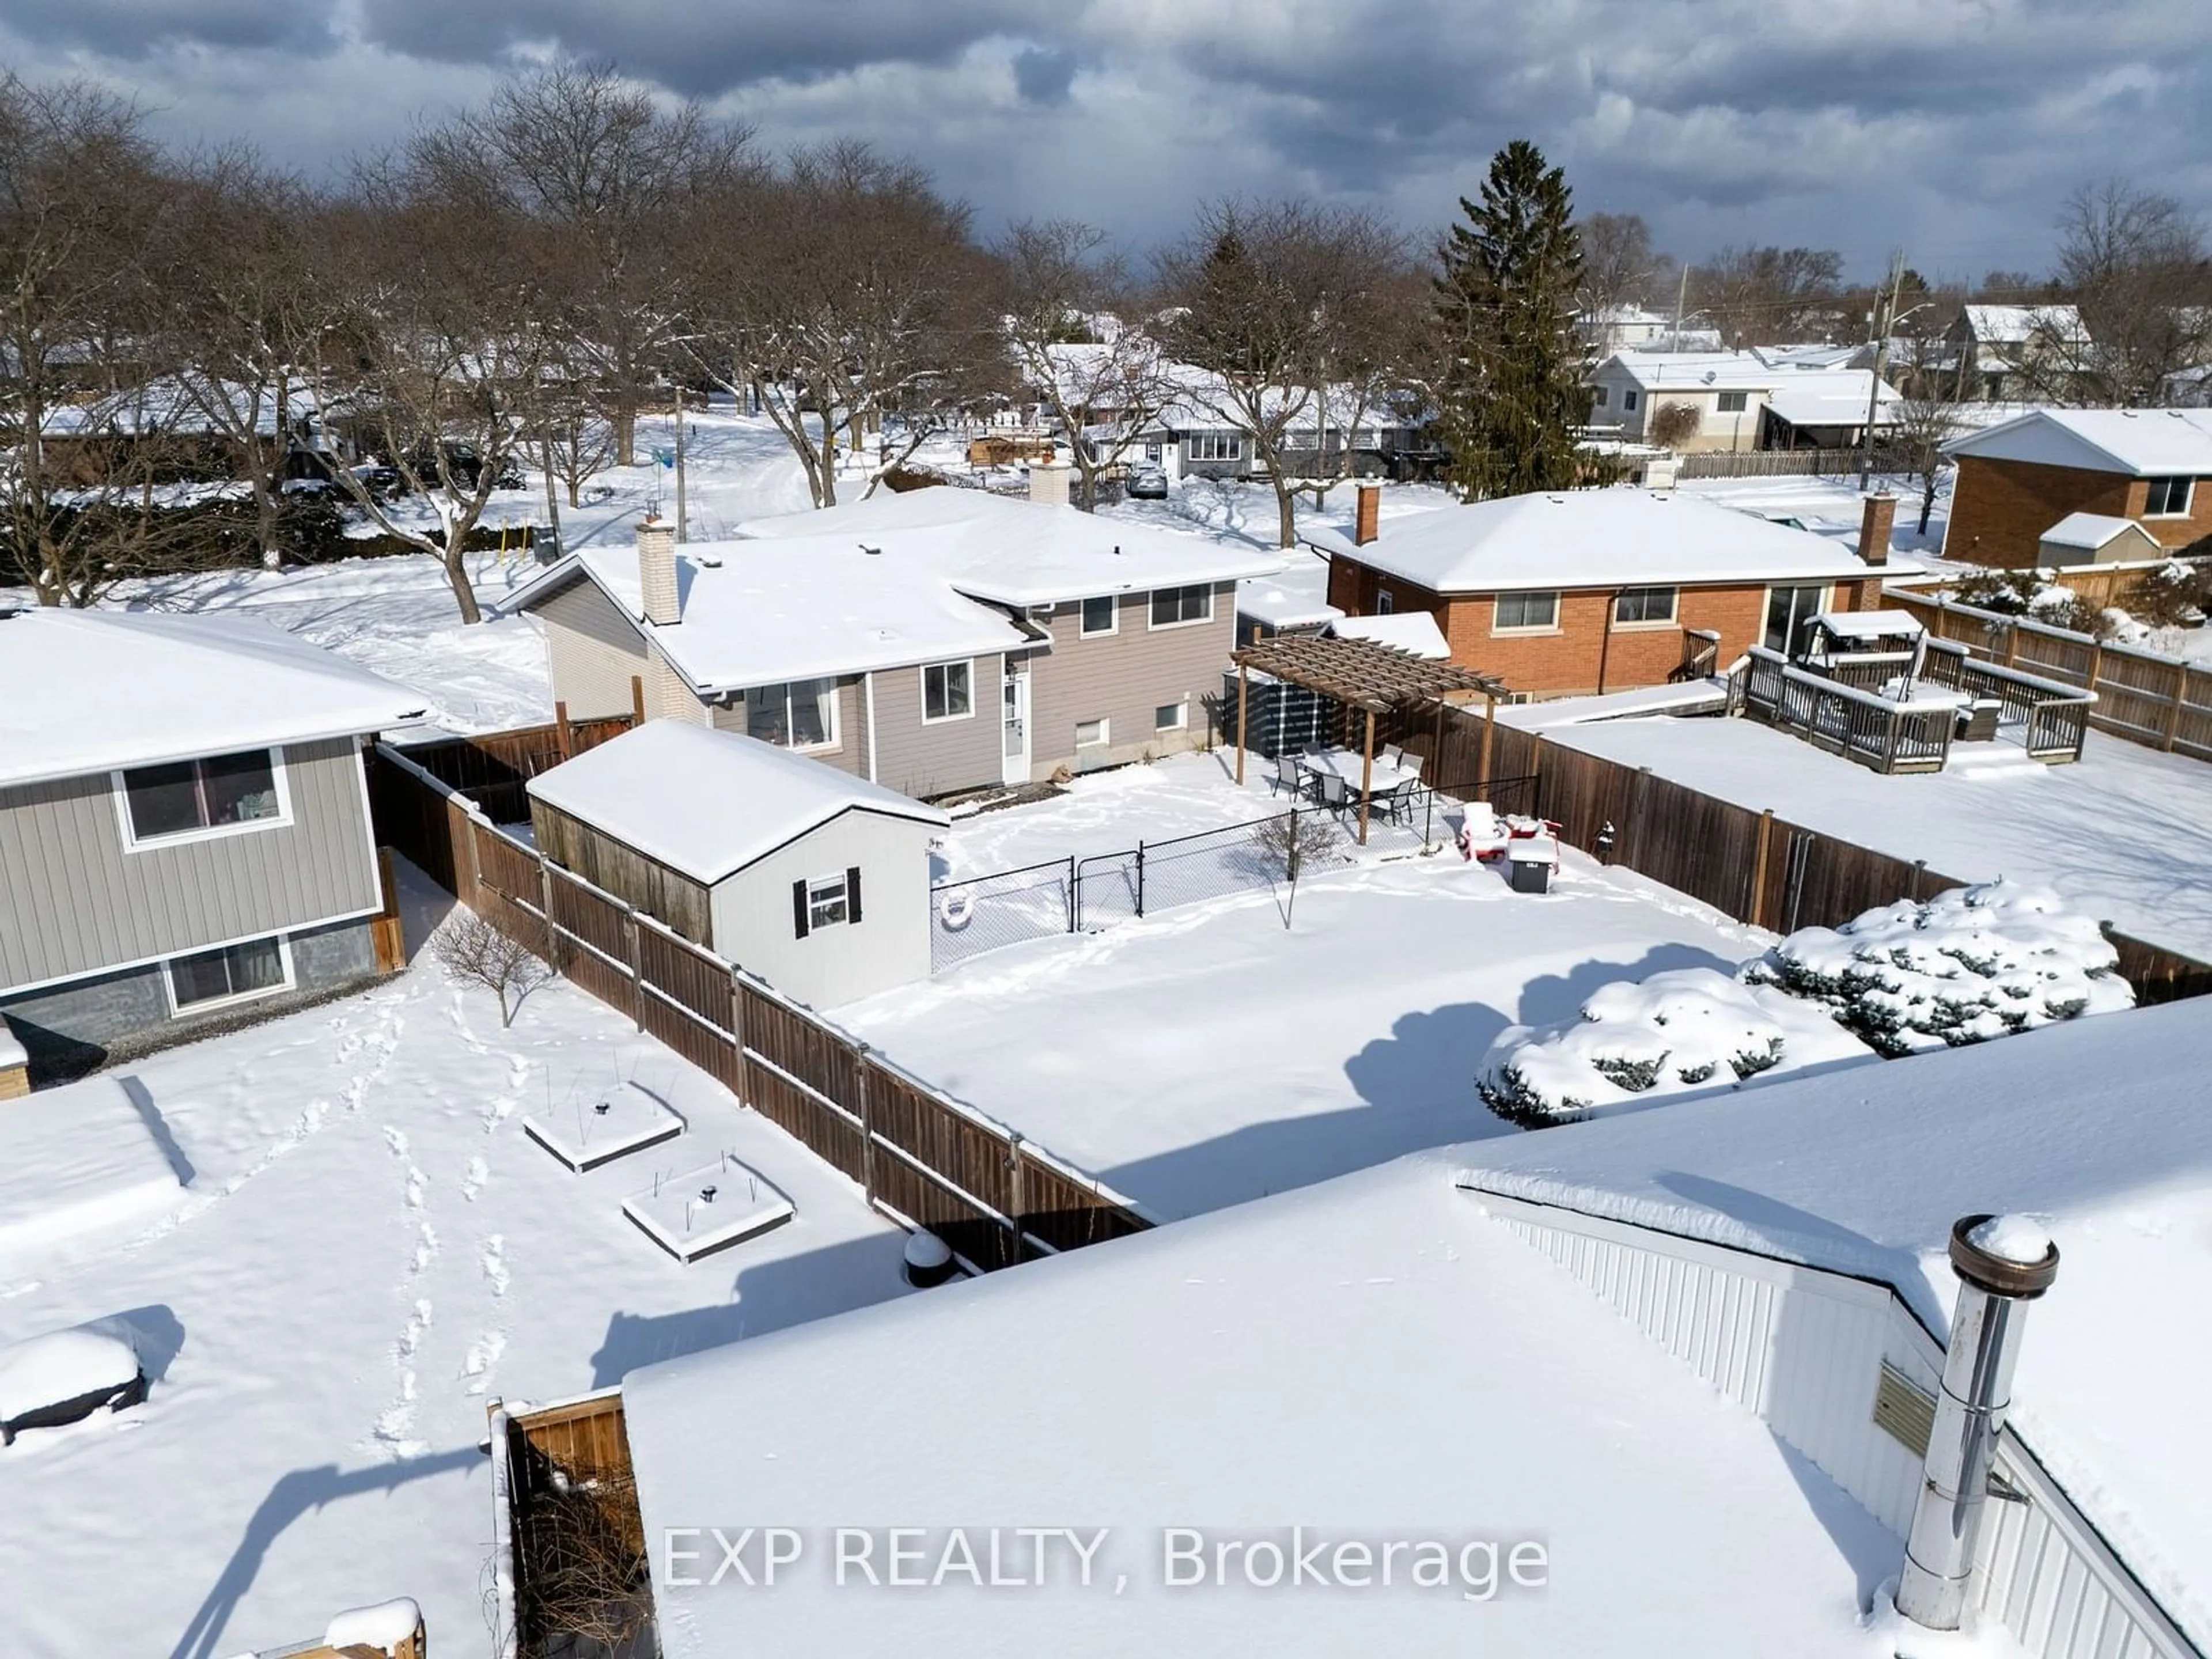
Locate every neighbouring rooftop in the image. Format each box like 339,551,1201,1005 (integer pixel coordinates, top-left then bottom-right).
0,607,426,788
1945,407,2212,476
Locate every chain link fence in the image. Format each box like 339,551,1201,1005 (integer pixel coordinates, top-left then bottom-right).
929,856,1076,972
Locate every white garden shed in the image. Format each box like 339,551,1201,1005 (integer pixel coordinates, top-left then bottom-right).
525,721,949,1010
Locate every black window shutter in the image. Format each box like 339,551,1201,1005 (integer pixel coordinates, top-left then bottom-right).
792,878,809,939
846,866,863,923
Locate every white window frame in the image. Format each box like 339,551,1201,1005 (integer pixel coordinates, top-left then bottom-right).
2145,476,2195,518
744,679,840,753
115,747,294,854
919,659,976,725
162,932,296,1018
1613,586,1680,629
1492,591,1560,635
1147,584,1215,631
1187,432,1245,463
1376,589,1396,615
1154,699,1188,734
1075,717,1111,749
805,872,851,932
1762,582,1831,656
1078,595,1119,638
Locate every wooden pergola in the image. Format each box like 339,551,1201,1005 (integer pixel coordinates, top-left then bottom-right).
1230,634,1508,843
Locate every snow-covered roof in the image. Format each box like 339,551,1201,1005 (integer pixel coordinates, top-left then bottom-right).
1963,304,2089,346
0,608,426,790
524,721,948,884
37,375,319,439
1325,611,1450,658
2040,512,2161,552
1455,995,2212,1649
1338,489,1879,595
1761,371,1899,430
729,487,1284,607
622,1150,1900,1658
1944,407,2212,476
1594,350,1778,392
1236,548,1342,631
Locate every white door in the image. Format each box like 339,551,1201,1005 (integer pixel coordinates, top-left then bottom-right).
1002,666,1031,786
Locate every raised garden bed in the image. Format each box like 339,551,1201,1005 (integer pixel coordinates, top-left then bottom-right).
622,1155,793,1263
524,1081,683,1174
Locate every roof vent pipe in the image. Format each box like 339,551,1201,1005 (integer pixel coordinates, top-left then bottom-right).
1895,1214,2059,1633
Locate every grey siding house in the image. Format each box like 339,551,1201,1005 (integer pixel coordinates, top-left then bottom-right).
0,608,425,1082
502,490,1281,798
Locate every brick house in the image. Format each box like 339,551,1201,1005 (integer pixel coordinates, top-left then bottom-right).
1322,488,1894,699
1941,408,2212,570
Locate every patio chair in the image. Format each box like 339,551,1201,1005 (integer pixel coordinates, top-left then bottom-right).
1318,771,1350,816
1271,751,1305,799
1381,744,1406,769
1370,781,1415,826
1398,749,1425,779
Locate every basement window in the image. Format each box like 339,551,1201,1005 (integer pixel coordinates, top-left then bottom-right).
168,937,291,1013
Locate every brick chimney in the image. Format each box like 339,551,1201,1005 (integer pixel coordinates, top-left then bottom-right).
1858,492,1895,568
638,516,680,626
1354,480,1381,546
1028,461,1070,507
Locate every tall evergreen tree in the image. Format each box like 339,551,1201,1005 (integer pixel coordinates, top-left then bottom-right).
1433,141,1590,499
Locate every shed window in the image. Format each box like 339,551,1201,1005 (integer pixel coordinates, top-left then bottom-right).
122,750,283,843
1590,385,1609,408
745,679,837,749
922,660,973,722
1149,585,1214,628
1079,595,1118,637
1494,591,1559,632
793,868,862,938
169,937,289,1012
1623,389,1640,412
1614,586,1679,626
2146,476,2194,517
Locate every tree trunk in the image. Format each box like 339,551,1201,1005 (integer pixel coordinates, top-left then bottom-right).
613,399,638,469
253,469,282,570
1272,474,1298,549
1919,480,1937,536
444,544,484,626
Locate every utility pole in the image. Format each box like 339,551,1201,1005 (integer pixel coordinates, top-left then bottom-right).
1858,249,1905,491
1671,264,1690,353
673,381,689,543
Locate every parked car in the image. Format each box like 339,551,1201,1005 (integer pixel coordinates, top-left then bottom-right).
1127,465,1169,500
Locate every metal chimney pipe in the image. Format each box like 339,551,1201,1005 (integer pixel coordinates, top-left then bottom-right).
1895,1214,2059,1631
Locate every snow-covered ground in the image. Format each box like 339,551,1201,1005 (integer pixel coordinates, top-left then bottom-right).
0,866,913,1659
1535,714,2212,959
850,802,1774,1221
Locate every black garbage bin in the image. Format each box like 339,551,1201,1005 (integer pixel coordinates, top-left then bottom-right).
1506,838,1556,894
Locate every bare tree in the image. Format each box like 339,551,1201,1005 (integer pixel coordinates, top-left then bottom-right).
1891,336,1968,535
431,909,551,1027
1695,245,1844,346
0,74,196,605
2054,179,2212,406
1251,807,1341,928
995,219,1180,510
414,61,753,466
298,161,559,624
1648,400,1703,449
1578,211,1673,318
1154,199,1406,547
680,142,1001,506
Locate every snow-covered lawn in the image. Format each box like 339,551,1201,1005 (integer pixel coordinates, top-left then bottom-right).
0,866,912,1659
1537,714,2212,959
846,833,1774,1222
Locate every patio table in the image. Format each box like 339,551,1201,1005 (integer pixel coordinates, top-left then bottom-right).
1300,747,1418,800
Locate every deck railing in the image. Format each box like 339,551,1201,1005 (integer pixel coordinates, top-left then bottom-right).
1741,648,1956,774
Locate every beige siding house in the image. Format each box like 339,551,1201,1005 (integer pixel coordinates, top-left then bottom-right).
0,609,424,1083
502,489,1281,798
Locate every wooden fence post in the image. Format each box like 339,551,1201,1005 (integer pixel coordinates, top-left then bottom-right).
2164,660,2188,752
371,846,406,973
630,675,647,727
1007,1134,1027,1266
554,700,575,760
537,855,558,967
626,906,645,1029
1748,809,1775,930
852,1042,876,1204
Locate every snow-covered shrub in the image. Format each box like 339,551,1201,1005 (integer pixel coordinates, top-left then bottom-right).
1742,879,2134,1058
1476,968,1877,1127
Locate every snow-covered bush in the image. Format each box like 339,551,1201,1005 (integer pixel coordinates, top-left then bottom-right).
1476,968,1877,1127
1742,879,2134,1058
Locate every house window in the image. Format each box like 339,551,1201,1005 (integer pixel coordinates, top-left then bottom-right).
1187,432,1244,463
745,679,838,749
793,868,862,938
922,660,974,722
1590,385,1610,408
1622,390,1640,412
1764,584,1827,655
1494,591,1559,632
1614,586,1679,626
1075,718,1110,748
1149,585,1214,628
2146,476,2195,517
1080,595,1118,637
1144,441,1162,461
1376,589,1395,615
121,750,285,845
1155,700,1188,733
1716,391,1748,413
168,936,290,1013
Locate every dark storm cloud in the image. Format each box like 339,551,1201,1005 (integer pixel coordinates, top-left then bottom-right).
352,0,1037,96
1012,46,1079,107
1,0,333,58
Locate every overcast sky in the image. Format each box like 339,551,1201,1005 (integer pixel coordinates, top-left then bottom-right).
6,0,2210,283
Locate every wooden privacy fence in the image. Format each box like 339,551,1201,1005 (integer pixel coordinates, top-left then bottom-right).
1884,591,2212,764
391,710,635,825
1674,447,1908,480
370,743,1150,1272
1428,707,2212,1005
